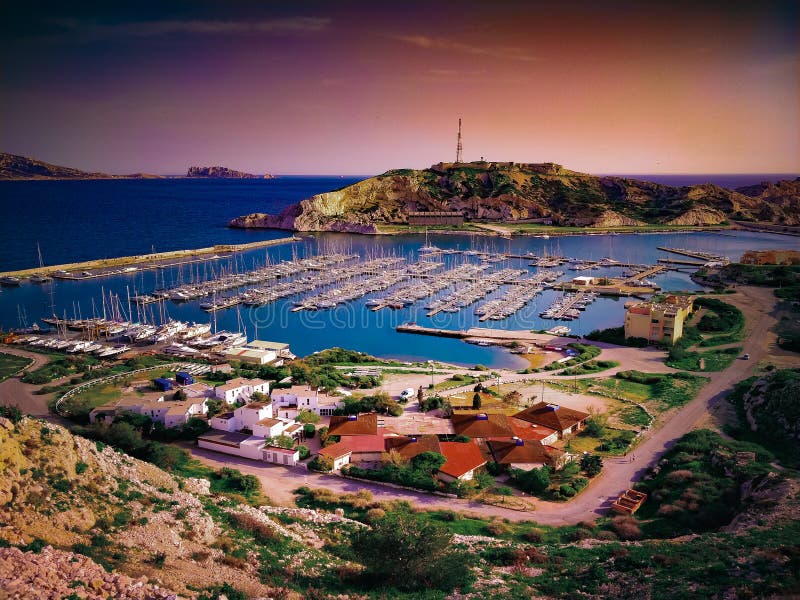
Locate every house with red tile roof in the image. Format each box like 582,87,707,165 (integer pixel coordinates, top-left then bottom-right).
509,417,559,445
486,438,566,470
319,427,399,467
451,412,514,439
328,413,379,437
513,402,589,438
437,441,487,482
384,434,442,462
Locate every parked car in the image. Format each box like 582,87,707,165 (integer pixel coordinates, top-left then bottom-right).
399,388,416,399
741,353,750,360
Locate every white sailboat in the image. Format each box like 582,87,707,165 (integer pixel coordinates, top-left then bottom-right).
30,243,53,284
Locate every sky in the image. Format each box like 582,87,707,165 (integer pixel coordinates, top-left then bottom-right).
1,0,798,175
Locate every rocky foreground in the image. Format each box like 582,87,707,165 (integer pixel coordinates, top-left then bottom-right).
229,161,800,232
0,546,183,600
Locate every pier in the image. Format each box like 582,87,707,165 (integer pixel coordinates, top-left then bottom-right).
0,237,301,280
656,246,729,263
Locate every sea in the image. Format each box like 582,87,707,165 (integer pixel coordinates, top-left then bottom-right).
1,173,797,368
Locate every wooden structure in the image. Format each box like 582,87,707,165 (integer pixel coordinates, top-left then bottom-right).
611,488,647,515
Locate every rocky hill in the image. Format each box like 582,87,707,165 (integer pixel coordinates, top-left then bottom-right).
0,416,362,599
2,415,799,599
229,161,800,232
187,166,273,179
0,153,161,180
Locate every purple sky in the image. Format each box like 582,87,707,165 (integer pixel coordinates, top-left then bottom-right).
1,1,798,175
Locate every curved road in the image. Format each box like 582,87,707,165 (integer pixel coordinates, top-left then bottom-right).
190,285,785,524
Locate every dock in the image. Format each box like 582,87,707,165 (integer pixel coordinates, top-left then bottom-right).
656,246,729,263
395,324,468,338
656,258,707,266
0,237,301,280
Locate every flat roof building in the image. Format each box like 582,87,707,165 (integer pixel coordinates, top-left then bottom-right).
624,296,694,345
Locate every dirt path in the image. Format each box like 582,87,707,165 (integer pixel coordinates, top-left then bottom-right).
0,347,54,417
189,285,792,525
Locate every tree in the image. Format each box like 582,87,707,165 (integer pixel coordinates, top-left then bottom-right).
250,390,267,402
296,410,321,424
172,389,187,401
266,434,294,449
309,454,333,472
350,512,474,591
472,393,482,410
473,383,484,393
297,445,311,460
411,451,447,475
585,407,609,438
417,386,424,403
580,453,604,477
302,423,316,438
513,466,551,494
502,390,522,406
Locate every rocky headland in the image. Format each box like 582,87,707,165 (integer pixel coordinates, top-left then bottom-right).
229,161,800,233
0,153,162,180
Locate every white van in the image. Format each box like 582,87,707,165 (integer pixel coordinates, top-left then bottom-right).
399,388,416,399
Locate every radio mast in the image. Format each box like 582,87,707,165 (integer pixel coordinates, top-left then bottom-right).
455,118,463,163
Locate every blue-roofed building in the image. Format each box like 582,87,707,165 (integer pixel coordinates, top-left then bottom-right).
176,372,194,386
153,377,173,391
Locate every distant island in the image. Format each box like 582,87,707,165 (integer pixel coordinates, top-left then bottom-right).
0,152,275,180
186,165,273,179
229,161,800,233
0,152,162,180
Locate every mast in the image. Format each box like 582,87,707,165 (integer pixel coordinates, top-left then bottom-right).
455,118,463,164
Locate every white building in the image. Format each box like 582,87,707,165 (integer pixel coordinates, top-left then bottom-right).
90,393,208,429
214,377,269,404
209,401,273,432
263,445,301,466
271,385,344,418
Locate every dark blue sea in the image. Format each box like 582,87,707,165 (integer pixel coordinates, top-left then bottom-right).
1,175,797,368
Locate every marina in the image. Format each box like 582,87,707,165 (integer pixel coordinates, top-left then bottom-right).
1,222,793,368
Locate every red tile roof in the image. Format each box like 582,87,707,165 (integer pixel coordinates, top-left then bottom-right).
318,442,352,460
438,441,487,479
487,439,564,466
384,435,442,461
319,431,394,459
513,402,589,432
328,413,379,436
451,412,514,438
509,417,558,442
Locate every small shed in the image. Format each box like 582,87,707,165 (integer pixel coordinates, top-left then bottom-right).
176,371,194,386
153,377,173,391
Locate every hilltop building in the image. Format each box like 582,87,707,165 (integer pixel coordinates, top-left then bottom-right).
623,295,695,345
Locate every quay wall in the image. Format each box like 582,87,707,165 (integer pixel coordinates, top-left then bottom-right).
0,237,300,278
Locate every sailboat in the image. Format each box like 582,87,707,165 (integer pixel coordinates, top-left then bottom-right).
30,243,53,283
419,228,440,253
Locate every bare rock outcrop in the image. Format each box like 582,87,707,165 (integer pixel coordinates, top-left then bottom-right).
229,161,797,233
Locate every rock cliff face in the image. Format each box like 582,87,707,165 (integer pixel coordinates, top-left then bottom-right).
186,165,273,179
230,161,800,232
0,152,161,180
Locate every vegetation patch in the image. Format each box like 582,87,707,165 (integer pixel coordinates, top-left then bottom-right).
726,369,800,468
634,429,776,538
0,352,33,382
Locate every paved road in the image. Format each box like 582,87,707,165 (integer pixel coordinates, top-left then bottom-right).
188,285,788,525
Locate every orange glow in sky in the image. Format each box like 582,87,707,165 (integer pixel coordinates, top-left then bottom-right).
1,1,797,175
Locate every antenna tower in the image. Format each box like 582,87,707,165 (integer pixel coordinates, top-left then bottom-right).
455,118,463,163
